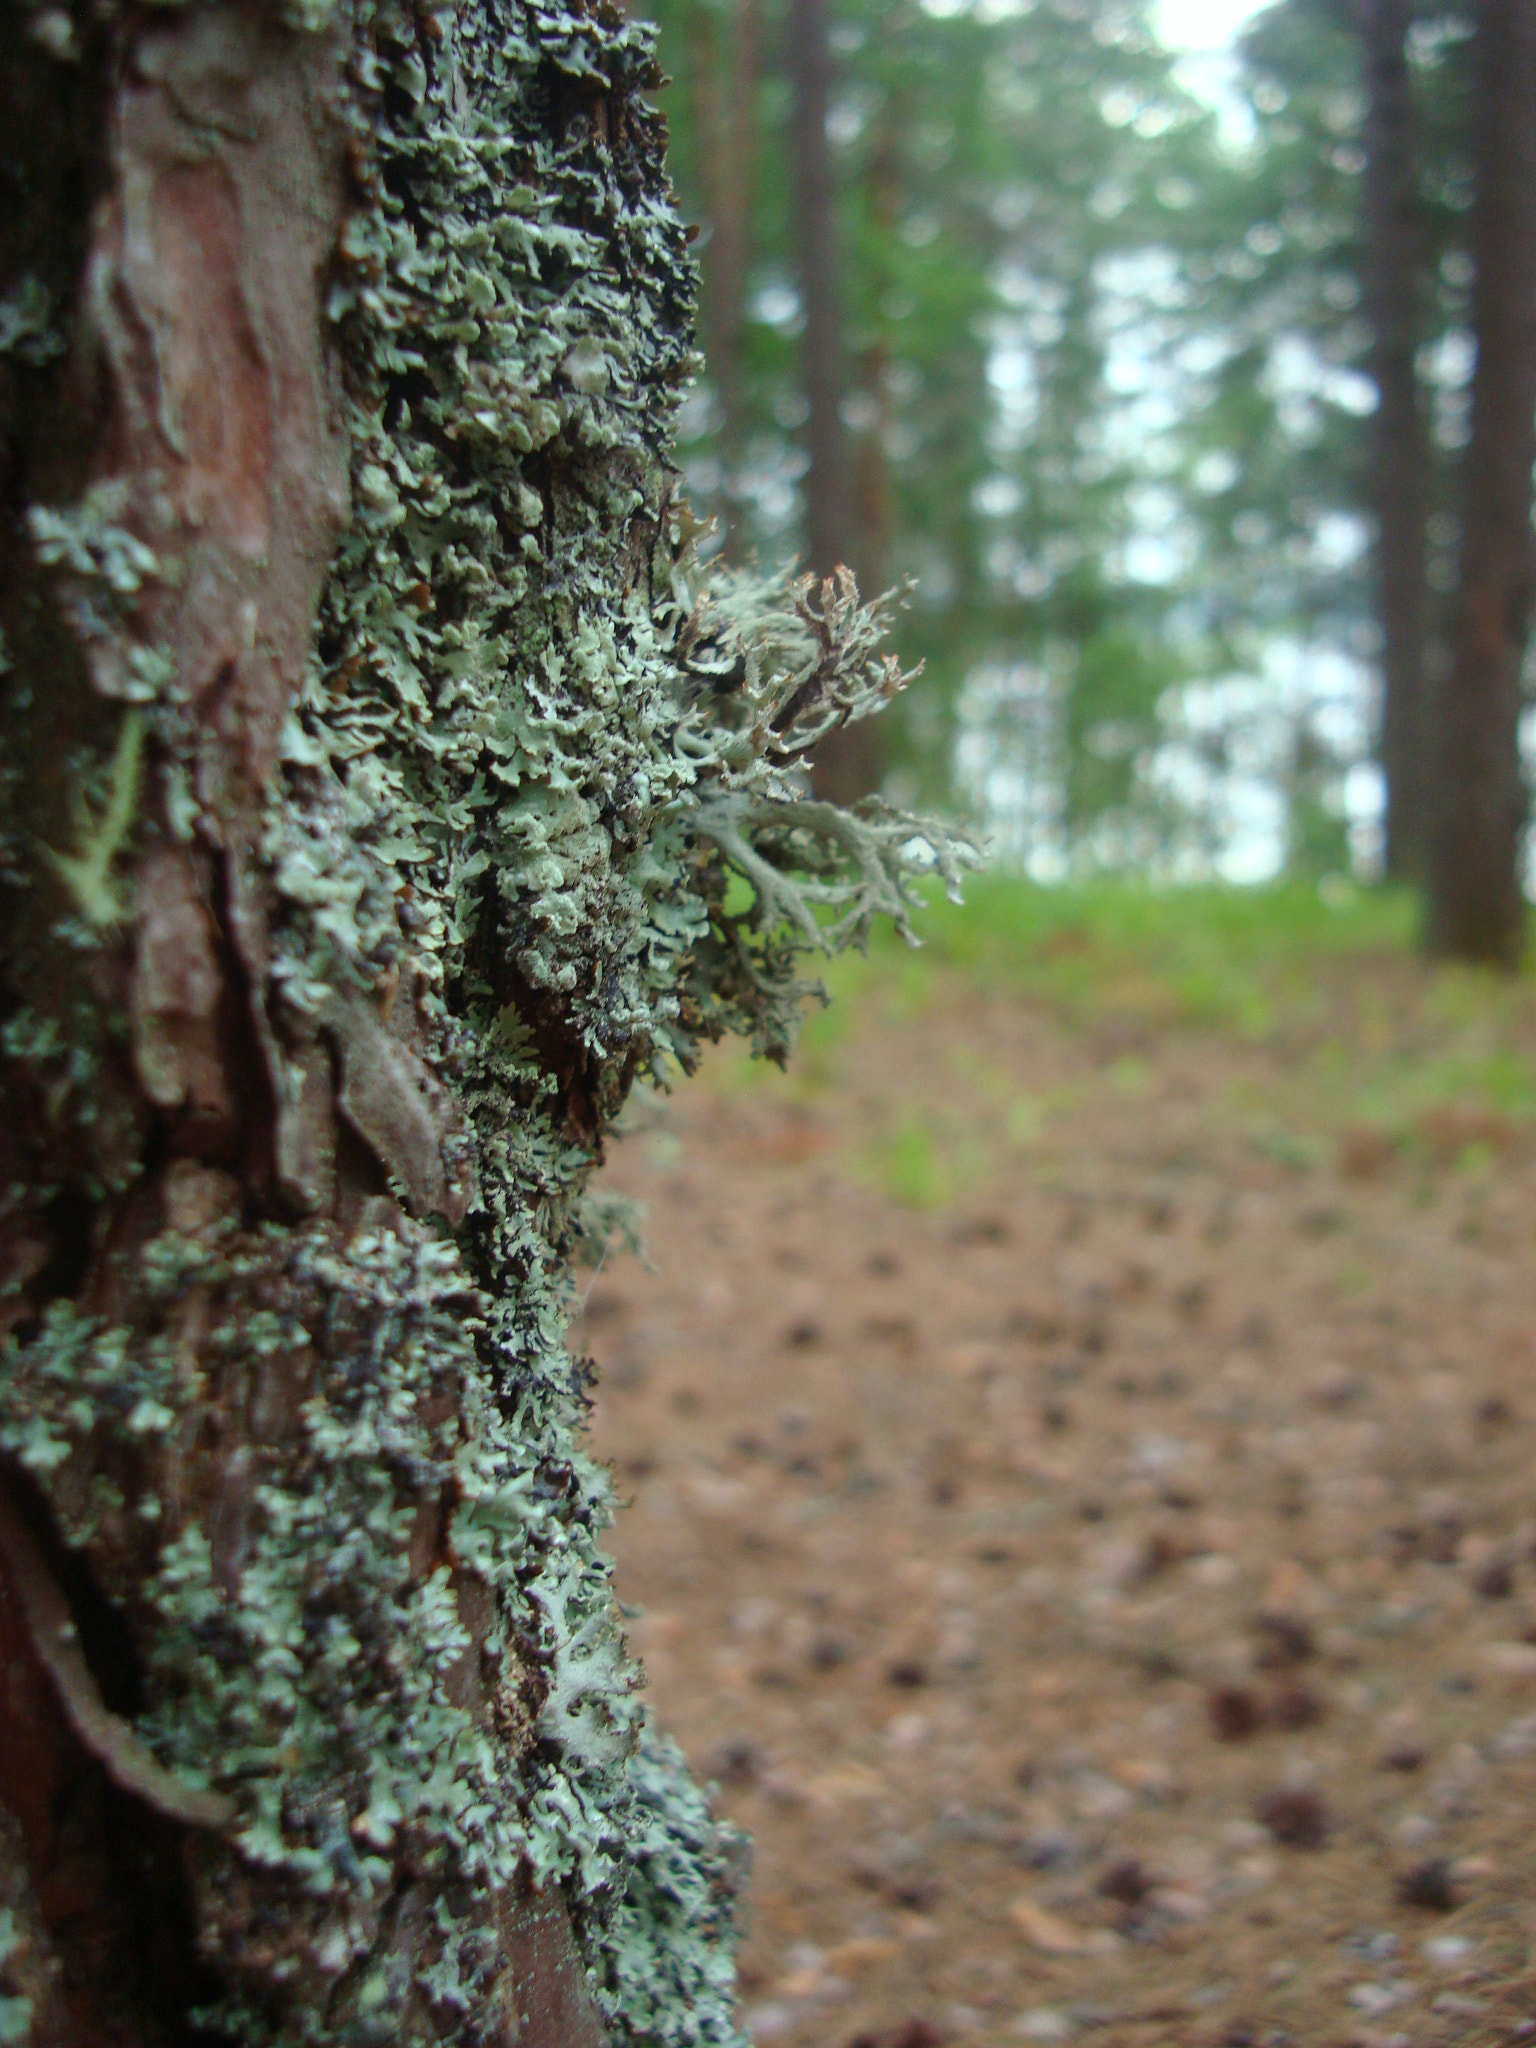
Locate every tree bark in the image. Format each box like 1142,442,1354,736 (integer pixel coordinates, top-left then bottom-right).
0,0,752,2039
0,0,942,2025
788,0,883,802
1359,0,1433,883
1425,0,1536,965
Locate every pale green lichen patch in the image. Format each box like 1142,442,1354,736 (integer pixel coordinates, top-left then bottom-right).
0,276,66,366
593,1731,749,2048
40,708,145,928
0,1907,32,2047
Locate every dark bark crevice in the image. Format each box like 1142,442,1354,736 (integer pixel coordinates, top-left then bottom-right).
0,1459,227,2048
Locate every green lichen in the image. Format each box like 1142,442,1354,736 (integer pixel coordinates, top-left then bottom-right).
0,277,65,367
40,708,145,928
27,498,161,603
0,1911,31,2048
593,1731,749,2048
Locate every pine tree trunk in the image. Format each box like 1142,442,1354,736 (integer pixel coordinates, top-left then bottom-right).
1359,0,1432,883
0,1,762,2038
1425,0,1536,965
788,0,882,803
0,0,946,2025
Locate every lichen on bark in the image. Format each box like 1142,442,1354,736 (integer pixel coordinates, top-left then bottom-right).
0,0,969,2042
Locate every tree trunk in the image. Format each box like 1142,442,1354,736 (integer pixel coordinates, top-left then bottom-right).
0,0,867,2037
1359,0,1432,883
850,97,903,609
687,0,761,559
788,0,883,803
1425,0,1536,965
788,0,852,583
0,0,942,2025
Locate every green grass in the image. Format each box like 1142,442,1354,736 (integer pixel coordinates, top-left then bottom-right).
810,872,1424,1031
700,872,1536,1205
866,1114,951,1209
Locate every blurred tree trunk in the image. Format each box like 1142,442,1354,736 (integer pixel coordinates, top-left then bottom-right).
789,0,883,802
1359,0,1432,882
851,98,903,603
687,0,760,557
1426,0,1536,965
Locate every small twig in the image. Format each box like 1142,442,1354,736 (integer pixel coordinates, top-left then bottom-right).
0,1482,235,1830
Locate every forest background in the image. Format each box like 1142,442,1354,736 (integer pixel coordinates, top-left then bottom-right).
645,0,1536,961
584,17,1536,2034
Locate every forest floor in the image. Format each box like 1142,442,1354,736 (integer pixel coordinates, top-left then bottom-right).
580,881,1536,2048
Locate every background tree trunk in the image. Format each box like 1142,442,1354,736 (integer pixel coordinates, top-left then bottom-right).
789,0,883,803
789,0,854,582
1425,0,1536,965
686,0,761,558
1359,0,1432,883
849,94,903,609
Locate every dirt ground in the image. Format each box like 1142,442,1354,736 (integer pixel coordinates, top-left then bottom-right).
579,953,1536,2048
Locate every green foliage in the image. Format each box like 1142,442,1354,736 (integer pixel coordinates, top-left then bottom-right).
1063,629,1186,840
867,1112,949,1208
1181,1,1474,651
811,871,1416,1020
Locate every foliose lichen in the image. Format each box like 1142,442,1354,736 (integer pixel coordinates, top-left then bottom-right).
0,1908,32,2047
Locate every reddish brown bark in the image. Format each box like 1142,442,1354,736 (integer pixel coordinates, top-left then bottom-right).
0,9,349,2037
0,6,608,2039
1426,0,1536,964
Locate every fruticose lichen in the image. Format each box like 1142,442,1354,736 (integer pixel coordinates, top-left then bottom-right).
0,0,972,2040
